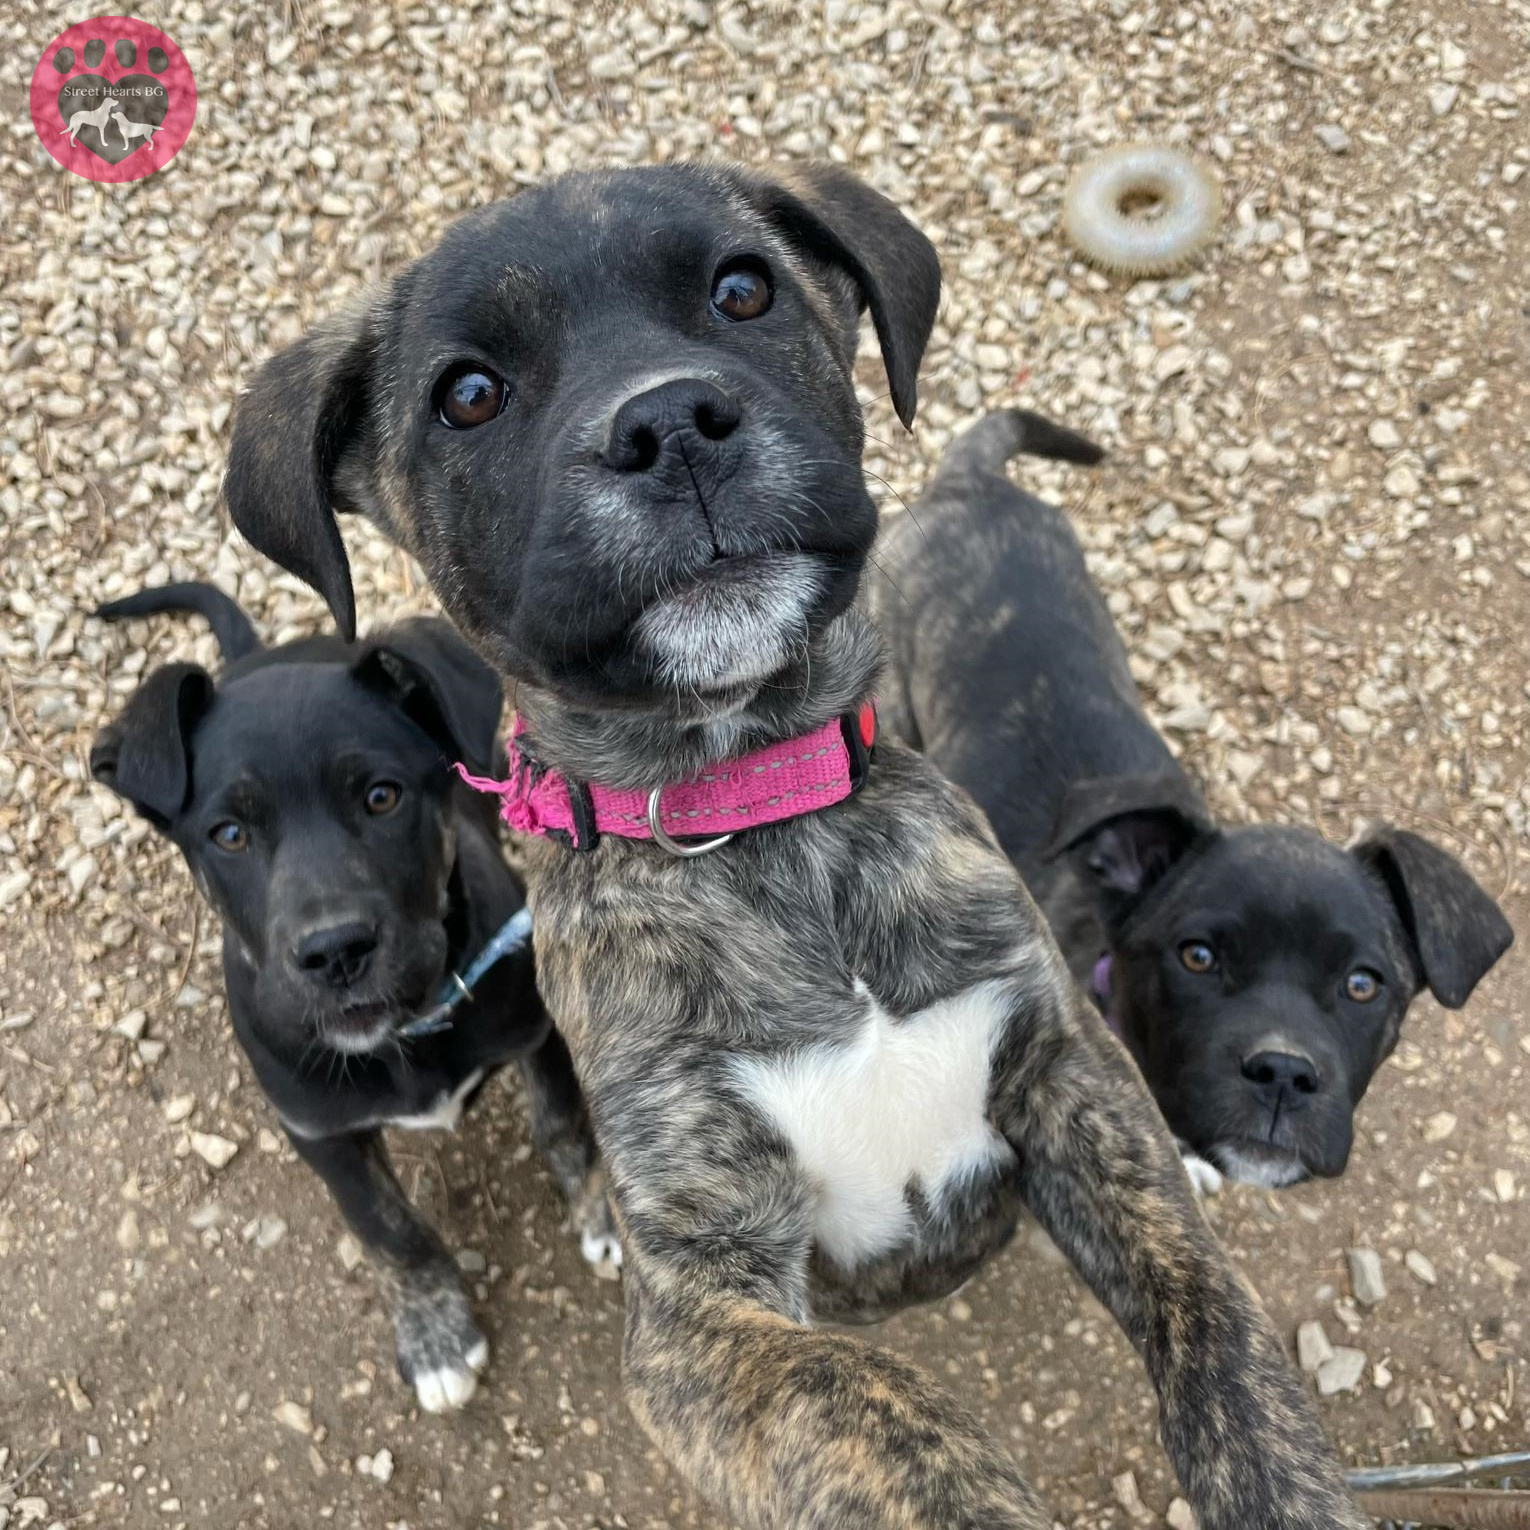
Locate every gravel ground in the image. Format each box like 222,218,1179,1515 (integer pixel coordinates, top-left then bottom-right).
3,2,1528,1527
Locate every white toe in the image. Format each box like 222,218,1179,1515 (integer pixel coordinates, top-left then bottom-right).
414,1361,480,1412
415,1369,449,1413
581,1228,623,1268
465,1338,489,1373
1181,1151,1225,1198
440,1363,478,1409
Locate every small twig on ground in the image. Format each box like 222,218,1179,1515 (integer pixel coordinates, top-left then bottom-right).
478,1162,500,1221
1274,45,1326,73
3,1443,54,1492
111,899,177,949
3,1041,57,1074
168,902,201,1006
1,661,71,783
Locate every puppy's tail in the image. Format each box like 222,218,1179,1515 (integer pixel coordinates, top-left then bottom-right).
936,407,1105,484
95,582,262,662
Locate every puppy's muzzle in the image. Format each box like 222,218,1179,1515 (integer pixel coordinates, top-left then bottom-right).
603,377,743,491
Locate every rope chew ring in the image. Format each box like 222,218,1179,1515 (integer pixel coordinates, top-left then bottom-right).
1061,144,1221,277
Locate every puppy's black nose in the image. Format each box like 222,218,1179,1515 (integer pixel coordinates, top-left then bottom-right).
1241,1049,1321,1097
291,920,378,989
604,378,741,473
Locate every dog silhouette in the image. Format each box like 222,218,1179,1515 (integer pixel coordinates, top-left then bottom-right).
111,110,158,152
59,93,119,147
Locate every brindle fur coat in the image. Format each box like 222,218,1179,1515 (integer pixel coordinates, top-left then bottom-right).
222,161,1366,1530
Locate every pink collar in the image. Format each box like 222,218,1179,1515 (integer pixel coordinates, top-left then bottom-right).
456,702,877,855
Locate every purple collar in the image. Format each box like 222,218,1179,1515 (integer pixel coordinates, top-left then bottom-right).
1091,953,1123,1038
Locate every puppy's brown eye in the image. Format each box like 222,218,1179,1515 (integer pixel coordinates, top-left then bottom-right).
711,260,772,321
437,364,507,429
210,820,248,853
1345,968,1382,1003
365,781,402,816
1179,941,1216,974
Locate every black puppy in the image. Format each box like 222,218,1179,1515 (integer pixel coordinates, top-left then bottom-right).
872,409,1512,1190
91,582,616,1411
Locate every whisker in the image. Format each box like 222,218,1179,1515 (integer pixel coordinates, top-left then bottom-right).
863,547,913,612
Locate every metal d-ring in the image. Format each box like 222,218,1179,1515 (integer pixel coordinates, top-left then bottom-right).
646,787,735,857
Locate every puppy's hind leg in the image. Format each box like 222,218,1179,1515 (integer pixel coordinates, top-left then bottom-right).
518,1029,621,1272
285,1128,487,1412
989,983,1365,1530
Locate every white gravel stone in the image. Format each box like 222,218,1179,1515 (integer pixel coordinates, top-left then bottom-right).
254,1216,288,1250
1226,749,1263,787
113,1009,147,1041
1428,84,1459,117
1405,1250,1438,1286
1485,1253,1521,1284
190,1132,239,1171
1347,1248,1387,1307
115,1209,141,1254
1111,1470,1150,1520
1297,1320,1335,1373
1422,1111,1458,1143
1316,1347,1368,1396
1163,705,1213,733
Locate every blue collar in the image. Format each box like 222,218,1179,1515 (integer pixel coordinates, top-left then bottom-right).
398,906,534,1039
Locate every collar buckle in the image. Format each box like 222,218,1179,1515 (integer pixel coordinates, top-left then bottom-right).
646,787,735,857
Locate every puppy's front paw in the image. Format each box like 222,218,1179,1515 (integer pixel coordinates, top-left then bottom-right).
1180,1148,1225,1198
394,1273,489,1412
581,1223,623,1271
572,1168,622,1279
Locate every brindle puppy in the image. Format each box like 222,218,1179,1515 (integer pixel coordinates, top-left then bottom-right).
222,163,1367,1529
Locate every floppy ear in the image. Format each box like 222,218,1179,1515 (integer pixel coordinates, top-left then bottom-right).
1044,772,1213,900
745,163,941,429
223,290,392,641
90,662,215,830
352,632,505,777
1352,826,1513,1008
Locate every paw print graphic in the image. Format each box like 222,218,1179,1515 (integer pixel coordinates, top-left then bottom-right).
31,17,197,183
54,36,170,161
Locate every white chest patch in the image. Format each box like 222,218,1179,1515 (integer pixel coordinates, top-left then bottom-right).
390,1067,485,1133
730,980,1013,1270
